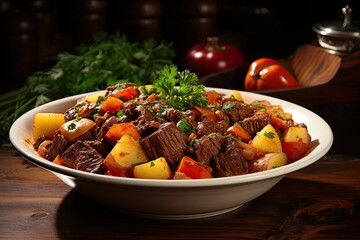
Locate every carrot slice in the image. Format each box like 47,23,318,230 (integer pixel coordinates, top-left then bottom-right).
104,123,141,144
100,97,124,115
226,124,252,142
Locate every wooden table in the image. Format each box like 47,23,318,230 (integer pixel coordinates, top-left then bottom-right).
1,99,359,240
1,84,359,239
1,143,359,239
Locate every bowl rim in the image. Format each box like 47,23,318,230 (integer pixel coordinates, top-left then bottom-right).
9,87,334,188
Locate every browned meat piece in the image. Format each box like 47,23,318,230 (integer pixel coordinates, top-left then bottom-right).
196,118,229,138
193,134,224,166
136,120,162,138
166,108,196,128
221,99,256,124
96,115,121,141
240,112,272,137
141,122,187,169
211,137,248,177
33,135,50,150
63,100,96,121
84,140,109,158
61,140,105,173
45,130,69,161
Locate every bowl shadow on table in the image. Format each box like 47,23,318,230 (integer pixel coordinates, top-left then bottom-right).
200,64,360,157
54,177,357,239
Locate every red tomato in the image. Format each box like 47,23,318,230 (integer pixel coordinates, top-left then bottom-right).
281,141,308,163
175,156,212,179
111,87,139,101
244,58,299,91
184,36,245,77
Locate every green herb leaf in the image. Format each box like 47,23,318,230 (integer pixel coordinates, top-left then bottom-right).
0,32,175,145
152,65,207,111
176,119,193,135
264,131,276,139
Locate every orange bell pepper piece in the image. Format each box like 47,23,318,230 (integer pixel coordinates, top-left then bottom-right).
271,115,289,131
104,123,141,144
225,124,252,142
53,154,64,166
204,90,222,106
100,96,124,115
192,106,218,122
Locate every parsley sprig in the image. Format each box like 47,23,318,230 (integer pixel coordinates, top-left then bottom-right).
152,65,208,111
1,32,175,145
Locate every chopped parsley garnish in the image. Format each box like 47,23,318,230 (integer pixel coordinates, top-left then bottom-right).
116,110,124,118
68,122,76,130
222,103,235,110
176,119,193,135
151,65,208,111
74,103,85,113
189,139,200,147
264,131,276,139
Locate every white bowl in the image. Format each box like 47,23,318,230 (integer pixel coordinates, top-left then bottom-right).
9,87,333,220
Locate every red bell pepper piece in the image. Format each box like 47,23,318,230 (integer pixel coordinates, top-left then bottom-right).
175,156,212,179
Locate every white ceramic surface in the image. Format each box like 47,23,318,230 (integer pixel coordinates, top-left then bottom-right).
9,87,333,219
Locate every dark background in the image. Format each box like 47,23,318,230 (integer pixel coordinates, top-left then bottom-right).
1,0,359,93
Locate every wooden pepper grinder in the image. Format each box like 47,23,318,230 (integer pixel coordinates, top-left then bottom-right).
0,7,38,92
28,0,56,67
72,0,109,45
177,0,218,58
114,0,162,43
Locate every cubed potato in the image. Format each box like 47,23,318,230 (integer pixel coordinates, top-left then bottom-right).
224,90,243,102
248,152,288,173
83,90,106,103
133,157,173,179
138,85,153,95
283,126,311,147
267,105,287,119
33,113,65,140
251,124,282,153
104,135,148,172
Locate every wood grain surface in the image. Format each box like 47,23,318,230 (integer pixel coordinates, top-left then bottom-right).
1,147,359,240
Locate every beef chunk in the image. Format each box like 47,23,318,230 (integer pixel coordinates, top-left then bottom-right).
123,101,140,119
196,118,230,138
137,120,162,138
84,140,109,158
166,108,197,128
141,122,187,169
61,140,105,173
136,105,156,123
240,112,271,136
211,138,248,177
64,100,96,121
193,134,224,165
46,130,69,161
33,135,50,151
96,115,121,141
221,100,255,124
